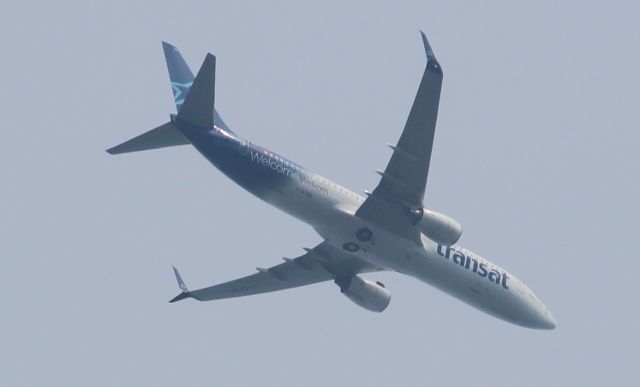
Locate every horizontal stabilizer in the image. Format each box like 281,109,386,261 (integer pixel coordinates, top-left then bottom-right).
106,121,189,155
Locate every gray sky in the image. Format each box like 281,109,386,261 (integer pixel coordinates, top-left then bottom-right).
1,1,638,386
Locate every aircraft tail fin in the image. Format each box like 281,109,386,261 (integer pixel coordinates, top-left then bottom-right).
163,41,195,112
106,43,234,155
106,121,189,155
176,53,216,128
162,41,234,133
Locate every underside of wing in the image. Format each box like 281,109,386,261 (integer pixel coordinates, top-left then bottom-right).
356,31,443,243
170,242,382,302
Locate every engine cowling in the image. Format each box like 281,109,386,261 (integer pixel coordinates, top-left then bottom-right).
411,208,462,246
336,275,391,313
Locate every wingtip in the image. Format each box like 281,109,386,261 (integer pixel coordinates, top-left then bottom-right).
169,292,191,303
169,266,191,302
106,144,125,155
162,41,177,50
171,265,189,293
419,30,442,73
419,30,435,60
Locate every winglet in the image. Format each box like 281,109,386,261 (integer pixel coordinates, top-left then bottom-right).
173,266,188,293
420,30,442,74
169,266,192,303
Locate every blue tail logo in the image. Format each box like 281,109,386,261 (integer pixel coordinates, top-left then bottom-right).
171,81,193,108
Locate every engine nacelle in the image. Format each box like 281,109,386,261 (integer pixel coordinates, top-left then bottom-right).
411,208,462,246
336,275,391,313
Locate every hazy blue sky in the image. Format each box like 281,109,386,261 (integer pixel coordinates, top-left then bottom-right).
1,1,638,386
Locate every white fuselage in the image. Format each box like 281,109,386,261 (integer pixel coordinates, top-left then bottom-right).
187,127,556,329
260,166,556,329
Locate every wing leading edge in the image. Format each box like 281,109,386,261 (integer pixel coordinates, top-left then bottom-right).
170,242,382,302
355,31,443,243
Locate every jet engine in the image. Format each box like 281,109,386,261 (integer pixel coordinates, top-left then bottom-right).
336,275,391,312
411,208,462,246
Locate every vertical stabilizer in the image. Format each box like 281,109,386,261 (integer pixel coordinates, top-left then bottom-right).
162,42,196,112
176,53,216,128
162,42,234,133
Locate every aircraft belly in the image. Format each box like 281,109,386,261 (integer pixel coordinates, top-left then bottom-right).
269,183,338,222
313,216,525,324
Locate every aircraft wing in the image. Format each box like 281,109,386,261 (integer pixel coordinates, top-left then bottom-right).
355,32,443,244
170,242,382,302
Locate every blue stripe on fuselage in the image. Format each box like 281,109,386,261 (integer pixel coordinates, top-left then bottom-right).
174,120,312,200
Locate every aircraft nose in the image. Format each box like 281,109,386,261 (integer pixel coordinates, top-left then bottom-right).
538,309,556,330
519,299,557,330
518,288,557,329
529,307,556,330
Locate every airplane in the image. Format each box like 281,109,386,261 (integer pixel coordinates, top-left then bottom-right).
107,32,556,329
